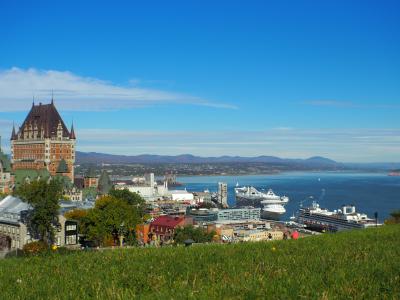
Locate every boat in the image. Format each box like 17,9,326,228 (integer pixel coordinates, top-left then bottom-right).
296,201,380,232
234,186,289,220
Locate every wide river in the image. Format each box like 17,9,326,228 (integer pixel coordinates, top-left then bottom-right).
174,172,400,222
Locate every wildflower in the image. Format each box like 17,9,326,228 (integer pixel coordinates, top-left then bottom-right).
52,245,58,251
16,279,22,284
271,247,276,252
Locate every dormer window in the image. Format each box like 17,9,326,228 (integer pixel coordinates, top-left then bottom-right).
57,122,63,140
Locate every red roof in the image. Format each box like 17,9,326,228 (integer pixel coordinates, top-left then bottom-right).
151,215,184,228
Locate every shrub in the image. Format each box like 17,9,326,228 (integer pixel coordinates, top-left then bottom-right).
22,241,48,255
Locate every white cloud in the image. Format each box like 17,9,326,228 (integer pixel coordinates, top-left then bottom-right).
0,67,238,111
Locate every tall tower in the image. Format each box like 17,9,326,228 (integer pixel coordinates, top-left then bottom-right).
218,182,228,208
11,101,76,180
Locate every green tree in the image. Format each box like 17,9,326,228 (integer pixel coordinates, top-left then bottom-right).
174,225,215,244
15,179,63,245
109,189,146,217
84,195,142,246
385,210,400,224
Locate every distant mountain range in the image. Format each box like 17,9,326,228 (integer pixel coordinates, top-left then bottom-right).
76,151,339,167
76,151,400,171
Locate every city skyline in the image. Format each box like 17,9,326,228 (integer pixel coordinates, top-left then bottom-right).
1,1,399,162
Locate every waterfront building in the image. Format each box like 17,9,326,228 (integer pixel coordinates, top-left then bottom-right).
0,139,13,194
168,189,194,203
11,101,76,181
212,219,271,231
114,173,168,201
218,182,228,207
0,195,78,249
217,207,261,221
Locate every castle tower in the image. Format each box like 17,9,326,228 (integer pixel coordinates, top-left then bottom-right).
11,101,76,180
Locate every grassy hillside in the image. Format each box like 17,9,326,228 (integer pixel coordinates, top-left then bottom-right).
1,225,399,299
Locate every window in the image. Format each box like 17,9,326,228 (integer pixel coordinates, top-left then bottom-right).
66,225,77,231
66,235,76,245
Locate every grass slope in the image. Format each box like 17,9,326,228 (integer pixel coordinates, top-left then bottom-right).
1,225,399,299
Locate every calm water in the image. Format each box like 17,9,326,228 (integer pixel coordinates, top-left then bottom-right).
174,172,400,221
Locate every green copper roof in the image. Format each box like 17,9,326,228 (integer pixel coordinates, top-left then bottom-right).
13,169,51,187
56,159,69,173
53,174,73,189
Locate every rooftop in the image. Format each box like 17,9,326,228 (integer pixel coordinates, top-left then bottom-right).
13,101,73,140
151,215,185,228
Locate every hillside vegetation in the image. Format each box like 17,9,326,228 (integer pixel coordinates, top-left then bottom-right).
1,225,399,299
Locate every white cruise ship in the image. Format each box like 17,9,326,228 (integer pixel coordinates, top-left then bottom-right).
296,201,380,232
234,186,289,220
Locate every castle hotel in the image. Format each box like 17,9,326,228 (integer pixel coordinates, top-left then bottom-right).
10,100,76,180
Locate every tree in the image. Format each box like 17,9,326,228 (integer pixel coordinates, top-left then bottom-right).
174,225,215,244
83,195,143,246
109,189,146,217
98,170,112,195
385,210,400,224
15,179,63,245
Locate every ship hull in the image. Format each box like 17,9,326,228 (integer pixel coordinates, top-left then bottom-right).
235,196,263,207
261,210,283,221
297,215,374,232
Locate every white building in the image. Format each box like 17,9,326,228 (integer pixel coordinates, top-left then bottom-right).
168,189,194,203
115,173,169,201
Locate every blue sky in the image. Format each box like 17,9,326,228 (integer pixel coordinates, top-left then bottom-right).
0,0,399,162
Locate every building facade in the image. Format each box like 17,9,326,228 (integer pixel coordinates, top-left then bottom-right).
217,207,261,221
218,182,228,207
11,101,76,180
0,196,78,249
149,215,186,241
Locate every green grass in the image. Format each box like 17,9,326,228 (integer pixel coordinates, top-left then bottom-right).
1,225,400,299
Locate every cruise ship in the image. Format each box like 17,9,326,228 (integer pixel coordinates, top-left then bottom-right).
296,201,380,232
234,186,289,220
